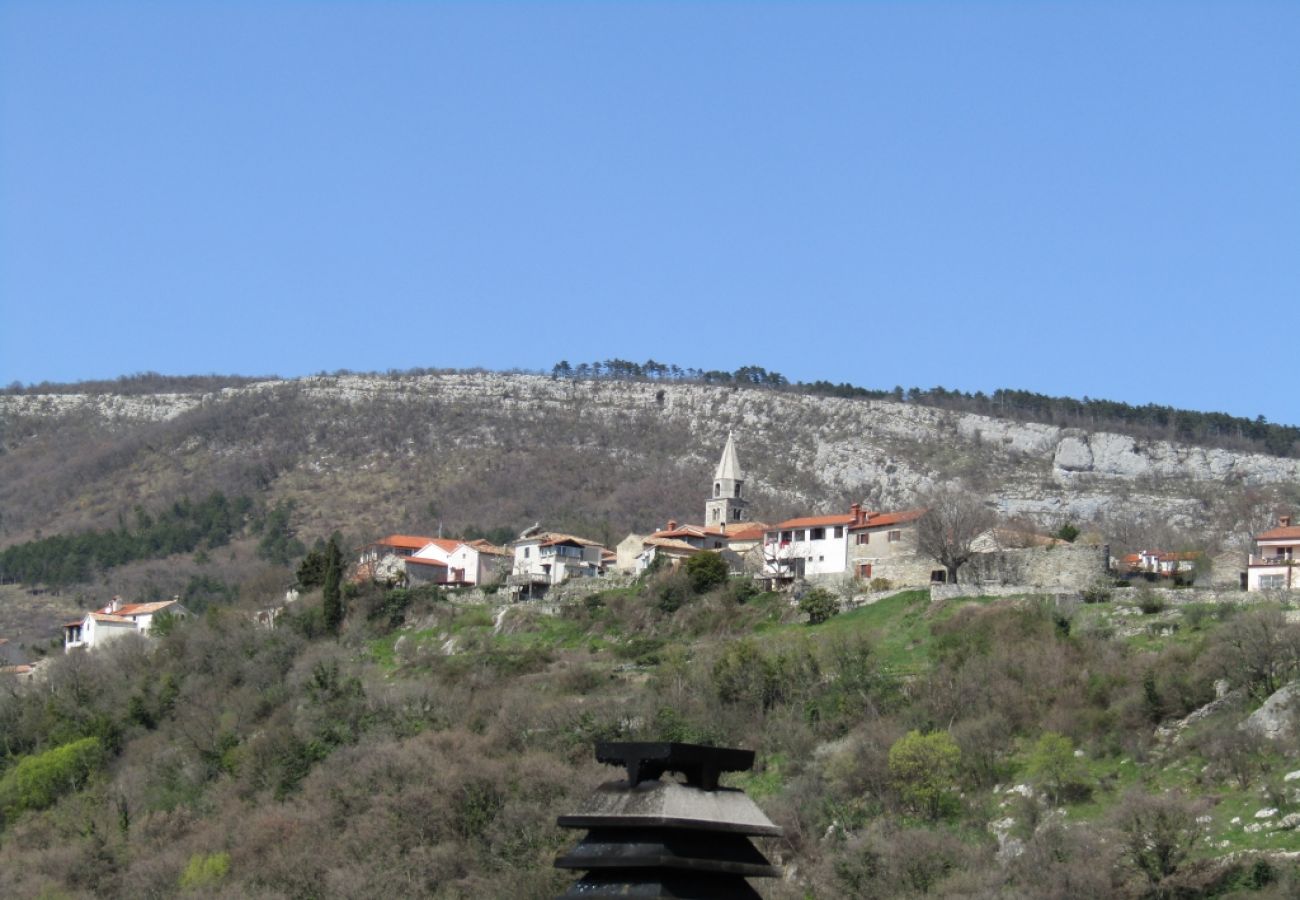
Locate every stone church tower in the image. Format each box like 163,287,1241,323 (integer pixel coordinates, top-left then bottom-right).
705,431,748,528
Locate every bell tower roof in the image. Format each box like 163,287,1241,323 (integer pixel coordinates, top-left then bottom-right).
714,431,744,481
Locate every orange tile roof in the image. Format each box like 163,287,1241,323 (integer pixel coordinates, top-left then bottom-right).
405,557,448,568
771,513,856,530
376,534,437,551
534,533,603,548
643,537,702,553
89,613,134,624
1257,526,1300,541
725,524,769,541
97,600,180,617
465,539,511,556
849,509,927,531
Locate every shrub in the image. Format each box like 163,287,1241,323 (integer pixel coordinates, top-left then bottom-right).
1081,581,1112,604
888,730,961,821
683,552,728,594
867,577,893,593
799,588,839,625
178,852,231,891
1134,584,1165,615
655,572,693,614
0,736,105,818
1025,732,1091,804
1112,789,1204,887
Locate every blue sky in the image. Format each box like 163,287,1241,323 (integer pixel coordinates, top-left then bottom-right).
2,2,1298,425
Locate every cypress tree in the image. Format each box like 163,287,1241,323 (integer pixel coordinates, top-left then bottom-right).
322,536,343,635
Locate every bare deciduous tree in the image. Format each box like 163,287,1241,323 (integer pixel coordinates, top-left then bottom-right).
914,485,996,584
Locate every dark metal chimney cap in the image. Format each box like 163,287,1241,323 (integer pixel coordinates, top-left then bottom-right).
595,742,755,792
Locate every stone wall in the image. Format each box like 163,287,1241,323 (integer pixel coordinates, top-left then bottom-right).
962,544,1109,590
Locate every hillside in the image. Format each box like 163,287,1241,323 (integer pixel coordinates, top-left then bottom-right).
4,372,1298,557
2,573,1299,898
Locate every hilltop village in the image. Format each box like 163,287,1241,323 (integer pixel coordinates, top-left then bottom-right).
47,433,1300,656
345,433,1291,612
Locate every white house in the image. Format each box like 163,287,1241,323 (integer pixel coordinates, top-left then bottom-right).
1248,515,1300,591
405,538,512,586
64,596,189,652
763,513,855,581
509,530,606,597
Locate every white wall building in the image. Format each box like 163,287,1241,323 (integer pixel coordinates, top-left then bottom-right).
64,596,189,652
509,531,606,596
1248,515,1300,591
762,513,854,580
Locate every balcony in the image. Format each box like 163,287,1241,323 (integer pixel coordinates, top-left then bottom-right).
1249,555,1297,567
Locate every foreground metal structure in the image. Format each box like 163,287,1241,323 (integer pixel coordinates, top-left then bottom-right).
555,742,783,898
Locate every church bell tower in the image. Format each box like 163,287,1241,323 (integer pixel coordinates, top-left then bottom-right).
705,431,748,528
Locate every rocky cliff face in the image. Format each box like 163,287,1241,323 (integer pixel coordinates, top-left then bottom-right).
2,373,1297,542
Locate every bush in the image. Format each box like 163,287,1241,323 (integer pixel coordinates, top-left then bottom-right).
684,552,728,594
1025,732,1091,804
1134,584,1165,615
0,736,105,819
178,852,231,891
1082,581,1112,604
888,730,961,821
800,588,839,625
867,577,893,593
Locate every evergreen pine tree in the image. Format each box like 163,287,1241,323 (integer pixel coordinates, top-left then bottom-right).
322,536,343,635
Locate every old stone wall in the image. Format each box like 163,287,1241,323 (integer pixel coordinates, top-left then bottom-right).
963,544,1109,589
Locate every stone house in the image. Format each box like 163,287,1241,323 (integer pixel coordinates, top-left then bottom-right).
845,505,931,583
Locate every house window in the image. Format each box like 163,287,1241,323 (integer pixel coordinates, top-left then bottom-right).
715,483,720,498
524,548,530,558
856,533,870,545
781,531,792,542
818,555,824,562
888,530,902,543
732,509,741,521
834,526,844,538
857,563,872,578
794,530,806,541
811,527,825,540
735,483,742,498
1259,574,1286,589
712,508,719,521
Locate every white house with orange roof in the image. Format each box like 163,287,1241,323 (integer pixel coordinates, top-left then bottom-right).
356,534,437,583
405,537,512,586
64,595,190,652
763,512,856,580
1248,515,1300,591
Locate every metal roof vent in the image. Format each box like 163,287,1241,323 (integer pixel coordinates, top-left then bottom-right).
555,741,782,898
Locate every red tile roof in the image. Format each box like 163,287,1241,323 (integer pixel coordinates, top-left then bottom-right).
1257,526,1300,541
771,513,856,530
376,534,437,551
465,539,511,556
849,509,926,531
405,557,448,568
95,600,180,617
725,523,770,541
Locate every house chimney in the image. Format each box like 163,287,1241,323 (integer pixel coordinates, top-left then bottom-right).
666,520,677,532
109,595,122,613
850,502,862,525
1282,515,1293,528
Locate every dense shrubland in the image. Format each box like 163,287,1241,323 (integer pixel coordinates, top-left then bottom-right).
2,560,1299,898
